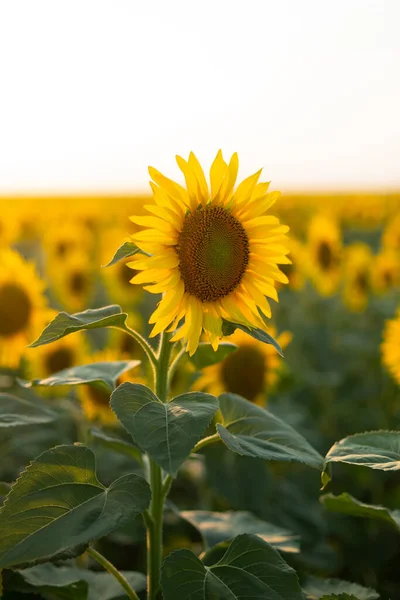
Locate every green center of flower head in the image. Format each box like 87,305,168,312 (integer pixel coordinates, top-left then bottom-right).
317,241,334,271
177,205,249,302
0,283,32,337
221,345,266,402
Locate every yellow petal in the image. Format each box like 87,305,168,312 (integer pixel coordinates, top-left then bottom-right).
148,166,189,207
189,152,209,201
176,155,200,211
231,169,262,208
133,229,178,245
130,215,178,235
210,150,228,199
216,152,239,205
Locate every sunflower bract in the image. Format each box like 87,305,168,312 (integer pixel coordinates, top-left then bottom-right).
128,151,290,355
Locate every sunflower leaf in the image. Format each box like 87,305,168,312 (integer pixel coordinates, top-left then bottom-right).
303,575,379,599
216,393,323,469
190,342,237,369
0,393,57,428
179,510,300,553
322,431,400,484
14,564,147,600
102,241,141,267
89,427,143,465
21,360,140,393
111,383,219,476
221,319,284,357
0,444,150,569
29,305,128,347
320,492,400,532
161,533,304,600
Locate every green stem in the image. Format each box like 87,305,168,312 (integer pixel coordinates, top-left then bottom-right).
167,345,186,390
192,432,220,453
120,323,158,369
87,547,140,600
146,331,173,600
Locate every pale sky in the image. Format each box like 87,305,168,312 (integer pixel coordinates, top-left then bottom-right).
0,0,399,193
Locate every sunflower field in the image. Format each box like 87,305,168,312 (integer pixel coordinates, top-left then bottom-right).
0,153,400,600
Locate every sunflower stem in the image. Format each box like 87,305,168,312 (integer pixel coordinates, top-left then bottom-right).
120,323,158,369
192,432,221,453
87,547,140,600
146,330,173,600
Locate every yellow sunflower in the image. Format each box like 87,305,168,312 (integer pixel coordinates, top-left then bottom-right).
43,217,94,266
194,327,292,405
0,249,51,368
382,212,400,252
381,310,400,385
306,213,342,296
0,202,20,248
128,151,290,355
342,242,372,312
278,236,306,291
77,349,142,425
371,248,400,295
49,250,95,312
27,334,86,393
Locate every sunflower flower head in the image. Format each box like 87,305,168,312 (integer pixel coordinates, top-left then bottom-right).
128,151,290,355
381,309,400,385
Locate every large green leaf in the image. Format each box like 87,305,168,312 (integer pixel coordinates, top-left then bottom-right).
89,428,143,464
323,431,400,485
29,306,128,348
303,575,379,599
222,319,284,356
190,342,237,369
103,241,141,267
180,510,299,553
111,383,218,475
15,563,147,600
321,492,400,532
161,533,303,599
216,393,323,470
0,393,56,428
23,361,140,393
0,444,150,569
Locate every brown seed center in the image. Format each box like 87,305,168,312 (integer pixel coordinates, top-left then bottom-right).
176,206,249,302
45,347,75,374
317,241,334,271
221,345,266,402
0,283,32,337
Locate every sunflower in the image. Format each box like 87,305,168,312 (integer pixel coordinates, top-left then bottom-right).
27,334,86,393
0,249,51,368
49,250,95,312
43,217,95,265
128,151,290,355
371,248,400,295
0,203,20,248
77,349,142,424
306,213,342,296
382,212,400,252
381,310,400,385
194,327,291,405
278,236,306,291
342,242,372,312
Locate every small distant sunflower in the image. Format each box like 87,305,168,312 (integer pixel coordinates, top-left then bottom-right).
342,243,372,312
49,251,95,312
195,327,292,405
43,217,94,266
0,204,20,248
382,213,400,252
371,249,400,295
278,236,306,291
381,310,400,385
128,151,290,355
306,213,342,296
27,334,86,391
77,349,141,424
0,249,51,368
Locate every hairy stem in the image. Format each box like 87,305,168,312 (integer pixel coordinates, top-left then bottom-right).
87,547,140,600
146,331,173,600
